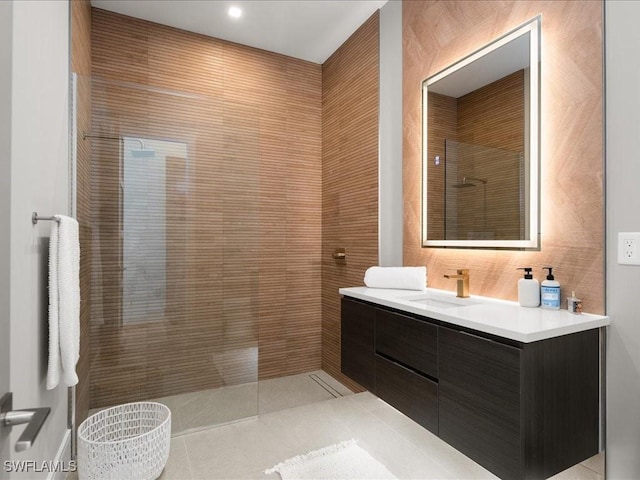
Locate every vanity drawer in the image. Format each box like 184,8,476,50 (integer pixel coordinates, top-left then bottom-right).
341,298,375,391
438,326,522,479
375,354,438,435
375,308,438,378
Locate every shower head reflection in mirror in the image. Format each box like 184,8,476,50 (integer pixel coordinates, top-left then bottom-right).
451,176,488,188
129,138,156,158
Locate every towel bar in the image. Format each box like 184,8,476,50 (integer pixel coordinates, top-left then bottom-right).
32,212,60,224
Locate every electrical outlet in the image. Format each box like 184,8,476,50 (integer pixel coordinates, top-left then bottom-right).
618,232,640,265
625,239,636,259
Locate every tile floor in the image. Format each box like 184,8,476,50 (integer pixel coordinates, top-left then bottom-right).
156,371,604,480
88,370,352,436
152,370,352,435
80,370,604,479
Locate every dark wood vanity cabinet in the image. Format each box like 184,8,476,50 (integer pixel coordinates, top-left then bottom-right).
439,325,600,479
439,326,523,479
340,297,601,480
340,297,375,391
375,308,438,378
375,308,439,433
341,298,439,432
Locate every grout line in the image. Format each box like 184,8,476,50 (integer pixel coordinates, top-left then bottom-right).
171,415,258,438
178,436,195,480
308,373,343,398
579,456,605,477
580,464,600,475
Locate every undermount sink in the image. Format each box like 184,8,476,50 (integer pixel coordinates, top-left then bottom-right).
399,293,479,309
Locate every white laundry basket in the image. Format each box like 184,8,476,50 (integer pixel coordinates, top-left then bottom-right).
77,402,171,480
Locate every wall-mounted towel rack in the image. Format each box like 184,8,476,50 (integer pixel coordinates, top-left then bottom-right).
32,212,60,225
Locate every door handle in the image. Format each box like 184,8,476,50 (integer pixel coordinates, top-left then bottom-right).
0,392,51,452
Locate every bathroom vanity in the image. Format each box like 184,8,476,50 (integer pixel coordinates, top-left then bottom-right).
339,287,610,480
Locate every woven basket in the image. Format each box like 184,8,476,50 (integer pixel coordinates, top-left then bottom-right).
77,402,171,480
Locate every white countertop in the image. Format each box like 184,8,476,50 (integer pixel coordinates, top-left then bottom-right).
339,287,610,343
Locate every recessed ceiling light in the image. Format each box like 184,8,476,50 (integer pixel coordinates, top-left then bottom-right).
228,6,242,19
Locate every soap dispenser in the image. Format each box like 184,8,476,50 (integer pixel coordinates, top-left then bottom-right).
517,267,540,307
541,267,561,310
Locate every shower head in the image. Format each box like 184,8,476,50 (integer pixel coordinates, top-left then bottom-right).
131,148,156,158
129,138,155,158
451,176,487,188
452,181,476,188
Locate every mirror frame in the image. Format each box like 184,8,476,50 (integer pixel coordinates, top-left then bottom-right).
421,17,541,249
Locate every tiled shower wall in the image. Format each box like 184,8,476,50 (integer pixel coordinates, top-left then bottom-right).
427,71,525,241
321,13,380,391
88,9,322,408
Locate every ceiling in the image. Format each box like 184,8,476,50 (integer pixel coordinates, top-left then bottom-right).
91,0,388,64
429,33,530,98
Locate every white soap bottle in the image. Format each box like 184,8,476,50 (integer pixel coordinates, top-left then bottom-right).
517,267,540,307
541,267,561,309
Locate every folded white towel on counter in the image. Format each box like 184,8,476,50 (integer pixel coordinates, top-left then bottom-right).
364,266,427,291
46,215,80,390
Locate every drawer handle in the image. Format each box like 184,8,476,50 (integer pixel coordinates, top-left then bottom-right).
457,329,520,350
375,352,438,383
459,329,498,344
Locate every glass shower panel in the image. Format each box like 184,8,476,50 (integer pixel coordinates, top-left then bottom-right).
445,139,524,241
86,75,259,433
121,137,180,325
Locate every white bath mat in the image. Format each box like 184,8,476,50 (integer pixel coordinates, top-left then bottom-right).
265,439,397,480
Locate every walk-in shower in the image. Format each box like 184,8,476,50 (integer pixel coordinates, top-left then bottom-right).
83,76,260,434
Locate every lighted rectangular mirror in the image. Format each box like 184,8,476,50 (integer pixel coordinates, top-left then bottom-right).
422,17,540,249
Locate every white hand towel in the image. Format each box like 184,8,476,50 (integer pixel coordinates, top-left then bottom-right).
364,266,427,291
46,215,80,390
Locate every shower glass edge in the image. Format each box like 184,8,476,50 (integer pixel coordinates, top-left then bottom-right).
75,74,259,436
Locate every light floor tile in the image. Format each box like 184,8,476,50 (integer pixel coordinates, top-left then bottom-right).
149,370,353,434
177,383,258,432
257,404,369,464
549,463,604,480
365,398,493,477
159,437,192,480
581,452,605,476
182,416,298,479
258,371,345,414
346,415,459,479
347,390,387,412
82,370,603,480
154,383,258,435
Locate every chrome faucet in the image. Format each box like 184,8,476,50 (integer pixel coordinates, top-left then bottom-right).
444,269,470,298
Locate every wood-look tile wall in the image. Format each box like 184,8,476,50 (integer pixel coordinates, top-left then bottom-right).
321,12,380,392
404,1,604,313
427,92,457,241
70,0,92,425
90,9,322,407
442,71,525,240
457,71,524,152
